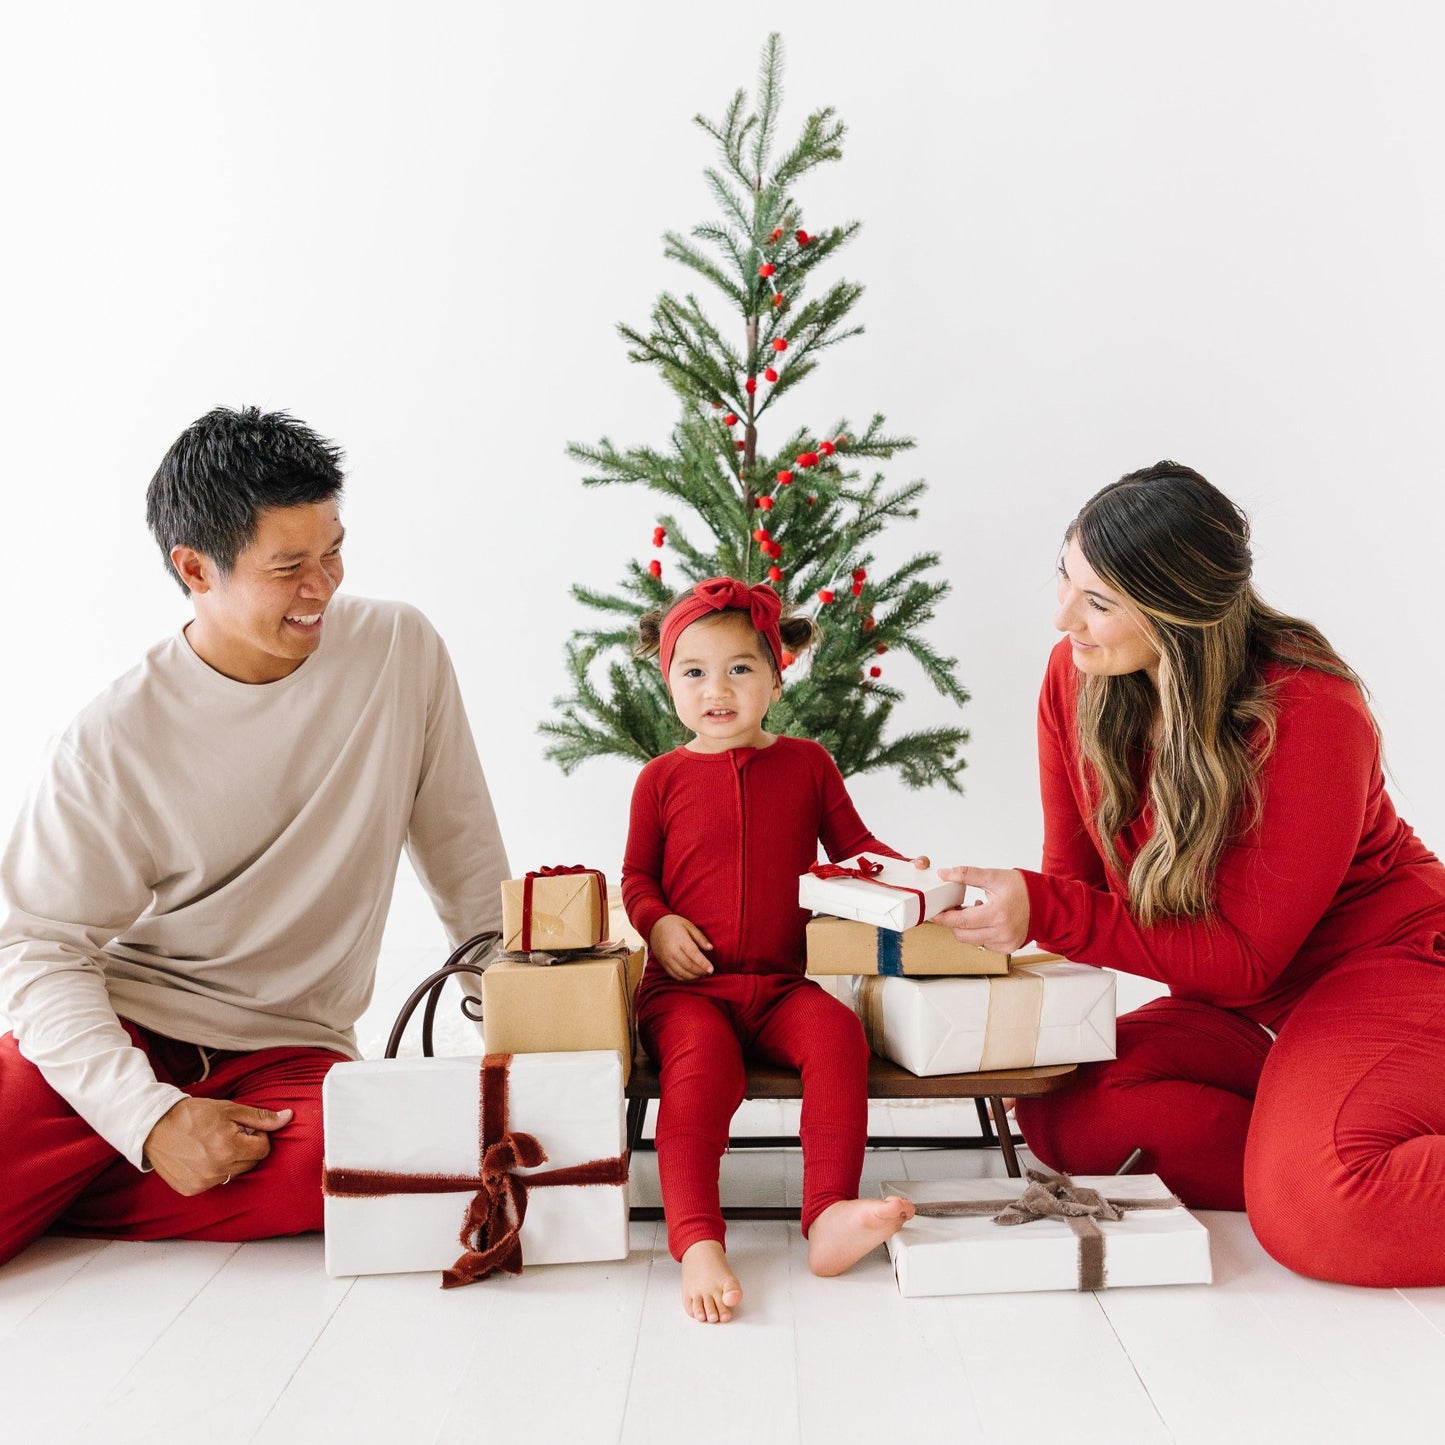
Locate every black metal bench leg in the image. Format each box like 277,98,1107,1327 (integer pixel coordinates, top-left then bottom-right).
989,1096,1021,1178
626,1096,649,1153
974,1097,995,1141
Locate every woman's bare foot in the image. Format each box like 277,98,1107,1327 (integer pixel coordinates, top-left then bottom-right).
807,1196,916,1277
680,1239,744,1323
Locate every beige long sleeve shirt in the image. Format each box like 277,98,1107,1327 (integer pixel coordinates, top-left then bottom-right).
0,594,509,1167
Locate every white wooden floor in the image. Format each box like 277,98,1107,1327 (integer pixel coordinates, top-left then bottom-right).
6,949,1445,1445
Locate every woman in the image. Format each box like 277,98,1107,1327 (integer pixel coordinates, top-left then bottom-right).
935,462,1445,1287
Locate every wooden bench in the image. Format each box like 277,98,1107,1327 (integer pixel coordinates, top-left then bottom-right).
625,1050,1077,1222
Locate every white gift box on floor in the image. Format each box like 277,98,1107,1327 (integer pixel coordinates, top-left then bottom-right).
322,1050,628,1279
798,855,970,930
882,1174,1213,1296
850,958,1116,1075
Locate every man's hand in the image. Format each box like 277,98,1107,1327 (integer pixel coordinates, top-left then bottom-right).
649,914,715,981
930,865,1031,955
143,1096,294,1196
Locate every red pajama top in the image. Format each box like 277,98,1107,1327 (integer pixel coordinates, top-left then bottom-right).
622,736,901,994
1021,638,1445,1033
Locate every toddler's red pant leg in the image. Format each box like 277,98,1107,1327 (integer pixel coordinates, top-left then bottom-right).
748,978,869,1236
638,986,747,1261
1245,943,1445,1287
1014,996,1270,1209
61,1042,347,1243
0,1031,125,1267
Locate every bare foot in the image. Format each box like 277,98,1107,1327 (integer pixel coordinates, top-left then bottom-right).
807,1195,916,1278
680,1239,743,1323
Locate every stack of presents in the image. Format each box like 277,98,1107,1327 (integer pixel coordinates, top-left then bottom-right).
323,857,1211,1295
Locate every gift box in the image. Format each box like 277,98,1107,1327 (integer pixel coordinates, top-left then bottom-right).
798,854,968,931
500,866,609,952
850,957,1115,1075
323,1050,628,1282
881,1171,1212,1296
805,915,1009,977
481,945,644,1082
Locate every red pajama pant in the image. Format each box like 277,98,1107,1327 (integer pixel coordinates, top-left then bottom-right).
637,972,870,1260
1014,939,1445,1287
0,1022,348,1268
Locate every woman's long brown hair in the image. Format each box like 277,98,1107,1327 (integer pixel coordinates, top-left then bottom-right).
1070,463,1363,925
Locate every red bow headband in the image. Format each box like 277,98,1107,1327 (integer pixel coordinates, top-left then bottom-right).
657,577,785,681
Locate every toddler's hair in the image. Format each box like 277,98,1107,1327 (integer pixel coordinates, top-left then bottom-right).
637,589,819,671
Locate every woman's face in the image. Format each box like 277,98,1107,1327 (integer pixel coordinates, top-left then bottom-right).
1054,537,1161,682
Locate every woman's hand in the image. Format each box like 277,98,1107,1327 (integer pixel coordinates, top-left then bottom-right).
649,914,715,981
931,866,1031,955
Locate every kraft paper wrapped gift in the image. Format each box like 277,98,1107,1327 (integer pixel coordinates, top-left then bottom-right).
798,854,968,931
500,866,608,952
850,957,1116,1075
805,915,1009,977
481,945,645,1082
881,1172,1213,1297
323,1050,628,1281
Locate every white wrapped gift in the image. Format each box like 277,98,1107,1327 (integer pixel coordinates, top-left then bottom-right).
323,1050,628,1281
882,1172,1213,1296
798,855,970,930
850,958,1115,1076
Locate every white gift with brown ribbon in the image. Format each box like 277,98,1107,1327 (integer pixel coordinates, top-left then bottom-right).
849,957,1116,1076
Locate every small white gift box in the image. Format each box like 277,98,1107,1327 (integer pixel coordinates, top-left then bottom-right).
322,1050,628,1282
850,958,1116,1076
882,1173,1213,1297
798,855,969,930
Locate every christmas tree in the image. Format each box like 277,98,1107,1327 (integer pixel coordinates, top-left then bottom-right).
542,34,969,790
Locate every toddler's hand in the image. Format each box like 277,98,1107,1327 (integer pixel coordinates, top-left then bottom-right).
649,914,715,981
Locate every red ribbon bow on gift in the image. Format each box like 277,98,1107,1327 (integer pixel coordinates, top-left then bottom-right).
808,855,926,926
322,1054,629,1289
521,865,609,952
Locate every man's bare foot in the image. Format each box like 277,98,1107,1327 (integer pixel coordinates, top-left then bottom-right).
680,1239,743,1323
807,1195,916,1277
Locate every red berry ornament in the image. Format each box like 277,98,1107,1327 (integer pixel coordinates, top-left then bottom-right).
819,589,835,604
648,559,662,579
852,567,867,582
776,469,794,485
869,665,882,678
758,263,776,278
875,643,888,654
759,496,774,511
864,615,877,632
724,412,738,426
768,565,783,582
806,495,816,505
781,650,795,668
851,581,863,596
652,527,666,546
764,367,778,383
796,229,811,245
772,338,788,353
745,377,757,394
819,440,835,457
772,292,784,308
797,452,819,468
769,227,783,243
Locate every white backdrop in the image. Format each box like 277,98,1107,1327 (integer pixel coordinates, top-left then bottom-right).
3,1,1442,964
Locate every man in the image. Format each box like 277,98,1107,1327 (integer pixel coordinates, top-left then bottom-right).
0,406,509,1263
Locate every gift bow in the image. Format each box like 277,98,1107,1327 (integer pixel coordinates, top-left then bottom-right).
521,864,608,952
911,1168,1183,1292
808,856,926,925
322,1054,629,1289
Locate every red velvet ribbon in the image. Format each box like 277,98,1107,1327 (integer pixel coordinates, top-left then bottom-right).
808,855,927,925
520,865,608,952
322,1053,629,1289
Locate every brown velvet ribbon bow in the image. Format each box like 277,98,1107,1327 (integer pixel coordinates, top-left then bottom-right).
911,1168,1183,1292
322,1054,629,1290
521,865,608,952
808,856,926,925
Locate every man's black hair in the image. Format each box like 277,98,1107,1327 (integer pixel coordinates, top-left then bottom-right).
146,406,346,594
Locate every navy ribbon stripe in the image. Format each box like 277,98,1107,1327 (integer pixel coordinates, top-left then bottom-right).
876,928,905,976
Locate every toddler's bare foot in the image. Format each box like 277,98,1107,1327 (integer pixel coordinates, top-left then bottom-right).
680,1239,743,1323
807,1195,916,1277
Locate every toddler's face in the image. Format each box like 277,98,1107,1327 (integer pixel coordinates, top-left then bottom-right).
668,612,781,753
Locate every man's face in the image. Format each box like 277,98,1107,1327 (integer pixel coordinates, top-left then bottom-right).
177,501,345,684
